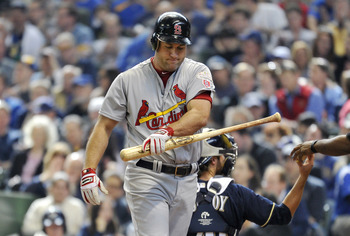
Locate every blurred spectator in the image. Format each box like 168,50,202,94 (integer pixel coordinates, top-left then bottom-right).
92,13,131,68
339,69,350,133
309,57,345,122
24,142,71,198
65,74,94,117
8,114,59,191
268,59,324,127
291,40,313,78
231,62,256,102
56,2,94,48
209,28,241,63
206,55,237,126
31,47,62,87
0,99,21,172
205,0,230,38
28,80,51,105
231,153,261,193
110,0,146,30
0,19,17,85
103,170,133,234
240,91,266,121
64,151,84,201
307,0,334,32
115,30,153,72
0,72,27,129
53,65,82,113
256,62,281,116
61,114,86,152
22,171,86,236
8,55,38,103
295,111,318,139
240,0,288,35
262,122,293,148
53,32,97,84
303,123,339,200
78,196,122,236
327,0,350,58
35,206,67,236
312,26,336,64
233,30,268,69
27,0,49,39
278,0,309,28
277,4,316,48
225,106,277,175
5,0,46,62
225,4,252,37
91,67,120,98
331,163,350,235
262,164,288,204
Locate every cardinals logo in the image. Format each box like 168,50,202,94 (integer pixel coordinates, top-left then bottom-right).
174,24,182,35
173,84,186,100
135,100,149,126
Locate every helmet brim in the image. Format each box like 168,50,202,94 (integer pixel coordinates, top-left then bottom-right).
158,35,192,45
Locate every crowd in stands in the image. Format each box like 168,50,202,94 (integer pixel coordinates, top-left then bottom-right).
1,0,350,235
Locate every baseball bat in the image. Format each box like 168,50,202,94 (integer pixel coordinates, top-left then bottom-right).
120,112,281,162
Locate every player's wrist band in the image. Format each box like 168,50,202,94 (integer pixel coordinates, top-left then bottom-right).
82,168,96,175
310,140,318,153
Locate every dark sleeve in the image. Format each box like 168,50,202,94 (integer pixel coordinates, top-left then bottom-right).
226,185,292,228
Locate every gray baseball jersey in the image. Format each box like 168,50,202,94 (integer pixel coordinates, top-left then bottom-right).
100,57,215,236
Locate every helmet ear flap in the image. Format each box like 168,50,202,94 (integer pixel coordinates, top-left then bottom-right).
150,33,158,51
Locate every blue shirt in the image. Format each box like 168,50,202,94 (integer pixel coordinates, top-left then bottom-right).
322,84,346,122
333,165,350,219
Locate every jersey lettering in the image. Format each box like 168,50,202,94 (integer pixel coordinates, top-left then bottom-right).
212,195,229,212
146,110,185,130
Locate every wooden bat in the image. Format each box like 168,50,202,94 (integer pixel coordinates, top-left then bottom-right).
120,112,281,162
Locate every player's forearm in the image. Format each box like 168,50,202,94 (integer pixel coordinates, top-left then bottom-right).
169,99,211,136
282,174,308,217
84,117,116,169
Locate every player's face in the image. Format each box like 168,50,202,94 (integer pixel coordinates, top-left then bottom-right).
154,42,187,72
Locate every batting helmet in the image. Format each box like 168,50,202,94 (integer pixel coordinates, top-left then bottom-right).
198,128,238,176
150,12,191,50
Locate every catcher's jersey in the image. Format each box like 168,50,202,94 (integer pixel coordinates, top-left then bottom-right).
100,57,215,164
188,177,292,235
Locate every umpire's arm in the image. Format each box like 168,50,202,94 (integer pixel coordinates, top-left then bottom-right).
85,115,119,169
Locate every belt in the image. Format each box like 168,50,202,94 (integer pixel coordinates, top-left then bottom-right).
136,159,194,177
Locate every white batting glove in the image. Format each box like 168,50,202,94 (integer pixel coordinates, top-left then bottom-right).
142,127,174,155
80,168,108,205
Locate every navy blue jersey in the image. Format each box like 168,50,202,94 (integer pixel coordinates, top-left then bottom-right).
188,177,292,235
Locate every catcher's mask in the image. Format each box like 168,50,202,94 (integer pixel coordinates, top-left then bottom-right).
150,11,191,50
198,128,238,177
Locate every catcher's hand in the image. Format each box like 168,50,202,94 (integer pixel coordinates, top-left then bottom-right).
142,127,174,155
80,168,108,205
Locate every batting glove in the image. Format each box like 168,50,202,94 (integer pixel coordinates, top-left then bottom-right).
80,168,108,205
142,127,174,155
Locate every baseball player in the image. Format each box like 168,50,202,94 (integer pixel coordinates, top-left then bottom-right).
80,12,214,236
188,129,314,236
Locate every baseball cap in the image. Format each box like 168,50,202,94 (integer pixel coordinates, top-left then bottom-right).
240,30,263,46
241,92,263,108
206,55,229,71
73,74,93,86
42,206,65,229
20,54,38,71
277,135,302,157
272,46,291,60
32,96,55,114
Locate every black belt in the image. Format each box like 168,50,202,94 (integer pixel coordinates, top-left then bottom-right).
136,159,194,177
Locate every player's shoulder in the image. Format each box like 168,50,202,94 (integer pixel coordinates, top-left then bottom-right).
117,59,152,79
182,58,208,71
208,177,234,195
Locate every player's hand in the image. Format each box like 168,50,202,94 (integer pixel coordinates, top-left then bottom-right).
80,168,108,205
142,127,174,154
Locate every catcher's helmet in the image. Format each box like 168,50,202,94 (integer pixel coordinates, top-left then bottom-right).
198,128,238,176
150,12,191,50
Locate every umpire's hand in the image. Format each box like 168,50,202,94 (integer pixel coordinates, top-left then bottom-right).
80,168,108,205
